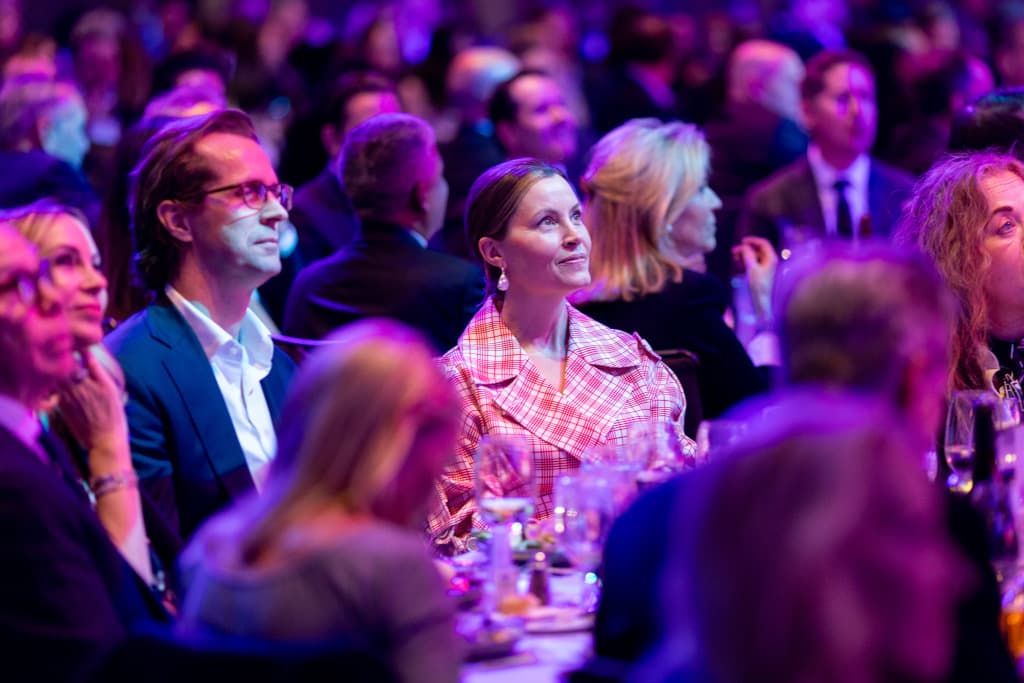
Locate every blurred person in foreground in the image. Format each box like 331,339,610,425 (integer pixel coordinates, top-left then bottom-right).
593,242,1018,683
2,199,180,585
639,393,969,683
572,119,770,429
178,320,462,683
0,225,167,680
894,152,1024,404
430,157,692,554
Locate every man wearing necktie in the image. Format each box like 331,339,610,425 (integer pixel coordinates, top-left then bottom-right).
0,225,166,679
738,48,915,249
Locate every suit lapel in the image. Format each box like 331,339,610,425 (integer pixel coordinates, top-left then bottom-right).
147,302,254,500
794,159,828,236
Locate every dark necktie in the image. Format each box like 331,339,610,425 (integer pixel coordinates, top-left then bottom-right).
834,179,854,239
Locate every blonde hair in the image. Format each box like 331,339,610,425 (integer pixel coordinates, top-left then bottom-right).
894,152,1024,394
236,319,457,564
0,198,90,243
579,119,709,302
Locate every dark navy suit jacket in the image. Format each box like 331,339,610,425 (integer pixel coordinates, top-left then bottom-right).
0,425,166,680
737,155,915,249
105,297,295,540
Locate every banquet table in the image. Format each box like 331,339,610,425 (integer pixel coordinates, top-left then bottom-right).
461,630,592,683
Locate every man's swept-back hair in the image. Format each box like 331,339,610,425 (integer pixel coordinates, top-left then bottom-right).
129,108,257,293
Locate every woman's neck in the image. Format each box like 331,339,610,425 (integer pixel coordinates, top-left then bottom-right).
500,292,569,358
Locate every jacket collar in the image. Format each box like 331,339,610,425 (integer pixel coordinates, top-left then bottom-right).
457,297,641,386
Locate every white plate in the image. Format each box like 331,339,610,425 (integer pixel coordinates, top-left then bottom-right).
522,606,594,634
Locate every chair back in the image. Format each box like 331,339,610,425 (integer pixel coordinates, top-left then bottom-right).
655,348,703,439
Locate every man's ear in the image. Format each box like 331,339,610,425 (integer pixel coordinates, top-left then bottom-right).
477,236,504,269
156,200,194,243
409,177,430,216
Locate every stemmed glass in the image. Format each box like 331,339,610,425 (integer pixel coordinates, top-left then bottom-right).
555,472,617,611
945,391,984,494
474,436,534,610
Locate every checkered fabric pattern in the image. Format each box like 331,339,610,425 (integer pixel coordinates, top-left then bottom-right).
429,297,694,553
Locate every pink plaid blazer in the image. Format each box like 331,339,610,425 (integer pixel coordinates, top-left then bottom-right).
430,297,690,551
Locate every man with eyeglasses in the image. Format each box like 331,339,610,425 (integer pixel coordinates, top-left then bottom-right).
0,226,167,678
105,109,296,539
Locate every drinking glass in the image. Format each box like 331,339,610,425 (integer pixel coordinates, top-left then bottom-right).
474,436,534,611
945,390,991,494
696,419,747,462
555,472,617,611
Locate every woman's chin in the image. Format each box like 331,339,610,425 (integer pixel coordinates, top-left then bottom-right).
70,324,103,350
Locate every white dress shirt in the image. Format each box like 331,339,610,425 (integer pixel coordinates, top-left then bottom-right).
166,287,277,491
0,393,44,462
806,145,871,241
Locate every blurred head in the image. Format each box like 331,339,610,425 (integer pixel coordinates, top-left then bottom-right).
132,109,286,294
801,49,877,165
151,47,233,99
776,242,955,447
894,152,1024,394
238,319,458,562
467,158,586,297
340,113,447,239
445,46,520,124
949,87,1024,157
490,70,577,165
0,77,89,168
727,40,805,123
0,224,74,405
318,71,400,161
0,200,106,349
142,84,226,121
994,11,1024,88
581,119,714,301
663,393,967,683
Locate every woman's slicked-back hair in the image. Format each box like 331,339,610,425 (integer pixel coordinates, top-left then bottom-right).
580,118,709,301
129,108,257,293
465,157,566,294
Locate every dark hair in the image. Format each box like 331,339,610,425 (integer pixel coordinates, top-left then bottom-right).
608,8,673,67
464,157,566,294
129,109,258,293
488,68,551,128
949,88,1024,157
801,49,874,101
151,46,234,97
322,70,396,134
339,112,434,222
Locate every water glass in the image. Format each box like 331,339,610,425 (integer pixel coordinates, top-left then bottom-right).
555,472,617,610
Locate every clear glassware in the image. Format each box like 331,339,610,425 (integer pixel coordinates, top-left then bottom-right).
554,472,617,611
696,419,747,462
945,391,990,494
474,435,534,612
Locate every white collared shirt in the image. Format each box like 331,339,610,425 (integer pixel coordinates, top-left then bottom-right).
0,393,44,463
166,287,277,491
806,145,871,240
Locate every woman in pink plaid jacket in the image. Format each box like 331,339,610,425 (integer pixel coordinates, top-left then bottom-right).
429,158,693,552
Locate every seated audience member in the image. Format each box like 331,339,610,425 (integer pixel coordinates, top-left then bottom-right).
431,158,693,553
289,71,400,268
178,320,462,683
0,76,98,225
595,242,1018,682
2,199,180,584
431,46,519,261
895,152,1024,404
738,49,914,249
105,109,296,540
98,85,227,324
489,69,578,171
0,225,167,680
948,87,1024,156
283,113,484,353
703,39,808,283
641,393,968,683
573,119,769,427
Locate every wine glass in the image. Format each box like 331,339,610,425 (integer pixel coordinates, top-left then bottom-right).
629,421,688,491
555,472,617,611
945,390,990,494
696,419,747,462
474,436,533,610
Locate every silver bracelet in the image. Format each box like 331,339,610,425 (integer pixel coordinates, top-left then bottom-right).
89,470,139,499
